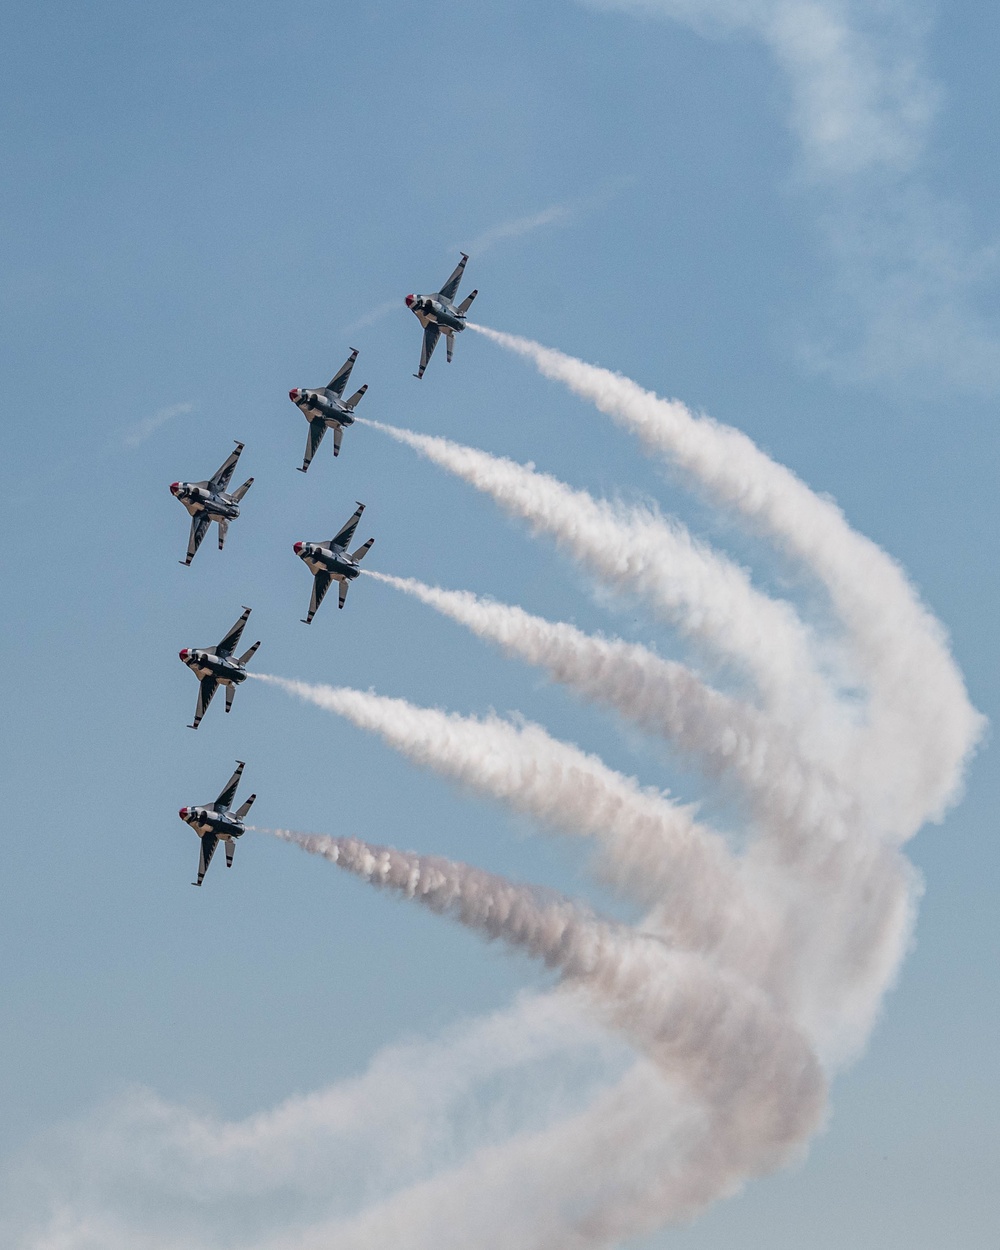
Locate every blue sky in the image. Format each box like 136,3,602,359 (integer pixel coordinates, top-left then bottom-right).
1,1,998,1246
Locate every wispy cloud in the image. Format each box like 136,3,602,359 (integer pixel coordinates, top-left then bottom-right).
340,298,402,337
464,203,576,256
588,0,1000,394
122,401,193,448
459,179,635,258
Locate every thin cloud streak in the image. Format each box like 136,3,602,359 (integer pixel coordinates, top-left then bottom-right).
122,402,193,447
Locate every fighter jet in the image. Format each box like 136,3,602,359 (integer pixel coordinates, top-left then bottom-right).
170,441,254,565
179,760,256,887
293,502,375,622
405,253,478,378
288,349,368,471
179,606,261,729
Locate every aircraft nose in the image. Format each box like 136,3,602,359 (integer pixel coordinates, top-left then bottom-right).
293,541,304,554
405,293,415,307
169,481,181,495
179,648,190,661
289,388,299,401
179,807,189,820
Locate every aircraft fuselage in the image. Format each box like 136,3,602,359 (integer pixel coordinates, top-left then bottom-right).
295,543,360,583
291,391,355,429
407,296,466,333
178,806,245,841
170,483,241,521
179,649,248,686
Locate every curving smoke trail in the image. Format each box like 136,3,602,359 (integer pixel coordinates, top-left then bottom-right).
358,417,838,723
366,570,857,844
267,827,827,1176
468,324,984,838
251,673,762,959
225,335,978,1248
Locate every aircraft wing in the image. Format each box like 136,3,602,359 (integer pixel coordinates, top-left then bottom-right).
438,253,469,302
190,676,219,729
301,419,327,472
326,349,359,396
183,513,212,566
209,442,245,493
216,607,251,658
331,503,365,551
194,832,219,886
215,760,246,811
304,570,333,624
416,324,440,379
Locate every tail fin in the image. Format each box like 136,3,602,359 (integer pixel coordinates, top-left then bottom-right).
235,793,256,820
350,538,375,563
231,477,254,502
225,840,236,868
344,384,367,411
225,684,236,713
456,289,478,316
238,640,261,667
217,518,229,550
446,333,455,363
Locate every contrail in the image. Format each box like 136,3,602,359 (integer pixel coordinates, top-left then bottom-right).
366,570,857,843
251,674,762,958
267,826,826,1155
358,418,838,721
469,325,984,838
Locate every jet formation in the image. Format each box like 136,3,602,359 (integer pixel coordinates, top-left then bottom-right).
179,760,256,886
180,606,261,729
170,441,254,566
169,253,478,882
406,253,478,378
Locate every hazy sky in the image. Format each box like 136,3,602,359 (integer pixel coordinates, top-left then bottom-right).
1,2,998,1247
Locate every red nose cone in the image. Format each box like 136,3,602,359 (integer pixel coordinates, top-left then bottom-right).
405,294,415,307
169,481,181,495
179,648,190,661
179,807,189,820
293,541,303,554
289,388,299,401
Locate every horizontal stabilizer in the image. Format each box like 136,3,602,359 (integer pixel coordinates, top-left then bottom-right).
225,684,236,713
235,793,256,820
339,580,349,610
344,384,367,411
231,477,254,503
446,334,455,363
456,289,478,315
350,538,375,562
225,840,235,868
333,425,343,457
237,640,261,666
217,518,229,550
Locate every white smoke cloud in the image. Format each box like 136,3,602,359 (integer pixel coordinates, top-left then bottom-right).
359,417,842,725
469,324,984,841
5,312,981,1248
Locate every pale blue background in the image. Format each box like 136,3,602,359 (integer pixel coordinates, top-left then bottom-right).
1,1,997,1245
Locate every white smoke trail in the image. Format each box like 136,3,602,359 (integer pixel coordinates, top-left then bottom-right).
250,674,764,960
268,827,827,1168
366,570,857,843
469,324,984,838
359,418,840,724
